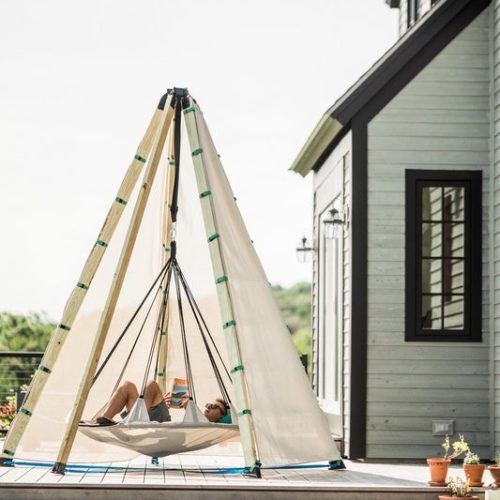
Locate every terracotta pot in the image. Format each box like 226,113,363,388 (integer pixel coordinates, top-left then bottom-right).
463,463,485,487
489,465,500,486
438,497,479,500
427,457,451,486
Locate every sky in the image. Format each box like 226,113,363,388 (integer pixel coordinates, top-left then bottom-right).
0,0,399,320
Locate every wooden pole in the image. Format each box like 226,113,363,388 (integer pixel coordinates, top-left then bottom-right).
52,94,175,474
156,130,176,392
182,99,261,474
0,102,164,465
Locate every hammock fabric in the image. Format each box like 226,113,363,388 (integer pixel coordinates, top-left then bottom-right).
78,422,239,458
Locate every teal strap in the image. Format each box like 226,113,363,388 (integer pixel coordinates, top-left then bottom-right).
200,190,211,198
134,154,146,163
58,324,71,331
157,371,165,377
160,331,167,336
223,320,236,329
3,449,15,457
230,365,244,374
76,282,89,290
19,407,32,417
215,275,228,284
169,160,175,165
164,246,170,253
237,409,252,417
115,197,127,206
192,148,203,156
96,239,108,247
208,233,220,242
38,365,52,374
184,106,195,114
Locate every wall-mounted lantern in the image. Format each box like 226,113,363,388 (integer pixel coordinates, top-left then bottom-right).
322,207,347,240
295,236,314,263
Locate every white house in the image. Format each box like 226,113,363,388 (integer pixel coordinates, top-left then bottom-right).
290,0,495,460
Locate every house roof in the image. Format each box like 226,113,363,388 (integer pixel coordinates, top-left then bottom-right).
290,0,490,177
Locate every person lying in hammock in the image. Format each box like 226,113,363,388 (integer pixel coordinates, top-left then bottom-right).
92,380,231,426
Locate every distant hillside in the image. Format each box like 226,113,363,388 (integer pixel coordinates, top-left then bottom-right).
272,282,312,371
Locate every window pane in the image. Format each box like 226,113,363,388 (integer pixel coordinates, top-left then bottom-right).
444,187,465,221
444,259,464,295
422,223,442,257
443,223,464,258
443,296,464,329
422,295,441,330
422,187,442,221
422,259,442,294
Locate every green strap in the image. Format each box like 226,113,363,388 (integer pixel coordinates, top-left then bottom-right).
58,323,71,331
215,275,228,284
157,371,165,377
184,106,196,114
160,331,167,336
200,190,211,198
223,320,236,329
169,160,175,166
3,449,15,457
96,239,108,247
163,246,170,253
134,154,146,163
230,364,244,374
76,282,89,290
115,197,127,206
192,148,203,157
208,233,220,242
19,407,32,417
38,365,52,374
237,409,252,417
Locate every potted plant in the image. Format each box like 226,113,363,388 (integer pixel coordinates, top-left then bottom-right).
428,434,469,486
463,451,485,487
488,451,500,486
439,476,479,500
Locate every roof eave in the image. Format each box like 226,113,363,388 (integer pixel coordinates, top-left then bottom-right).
289,115,344,177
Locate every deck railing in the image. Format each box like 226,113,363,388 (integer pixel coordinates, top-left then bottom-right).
0,351,43,433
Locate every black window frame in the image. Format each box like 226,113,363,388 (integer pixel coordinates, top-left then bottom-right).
405,170,482,342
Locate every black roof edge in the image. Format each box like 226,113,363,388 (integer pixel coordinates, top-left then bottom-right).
330,0,490,125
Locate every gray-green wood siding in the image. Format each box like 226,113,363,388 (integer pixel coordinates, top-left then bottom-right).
492,0,500,455
313,131,352,456
367,9,490,459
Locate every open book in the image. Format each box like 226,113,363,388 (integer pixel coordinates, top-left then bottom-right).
171,378,189,408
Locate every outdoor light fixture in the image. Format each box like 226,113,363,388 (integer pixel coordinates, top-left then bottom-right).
295,236,314,263
323,207,347,239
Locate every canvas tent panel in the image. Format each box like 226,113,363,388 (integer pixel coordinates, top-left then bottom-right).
15,111,170,463
194,106,340,466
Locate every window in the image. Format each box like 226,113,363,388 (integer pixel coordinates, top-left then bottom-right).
407,0,419,27
405,170,481,341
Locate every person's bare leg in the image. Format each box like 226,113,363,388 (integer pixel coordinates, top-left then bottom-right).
143,380,163,410
100,381,139,420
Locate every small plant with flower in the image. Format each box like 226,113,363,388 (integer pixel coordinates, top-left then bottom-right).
442,434,470,460
0,394,16,430
446,476,473,497
463,452,480,465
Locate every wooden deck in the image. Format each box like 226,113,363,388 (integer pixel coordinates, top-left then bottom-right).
0,457,492,500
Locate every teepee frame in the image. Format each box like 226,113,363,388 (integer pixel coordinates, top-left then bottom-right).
2,88,263,476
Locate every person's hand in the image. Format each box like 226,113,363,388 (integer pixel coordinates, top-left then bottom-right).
163,392,172,408
179,395,189,409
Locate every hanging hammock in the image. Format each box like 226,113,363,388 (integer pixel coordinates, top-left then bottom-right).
77,92,237,457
